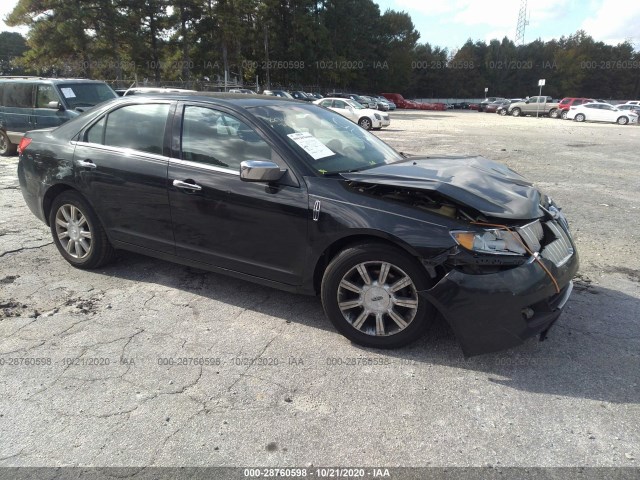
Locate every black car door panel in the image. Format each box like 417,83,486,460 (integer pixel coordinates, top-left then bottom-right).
168,104,309,285
73,102,175,254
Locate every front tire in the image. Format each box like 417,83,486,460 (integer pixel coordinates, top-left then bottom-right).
0,131,17,157
575,113,585,122
561,110,568,120
499,109,508,116
358,117,373,130
617,116,629,125
511,108,521,117
49,191,115,269
321,243,435,349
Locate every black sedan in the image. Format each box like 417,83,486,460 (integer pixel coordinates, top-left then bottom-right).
17,94,578,355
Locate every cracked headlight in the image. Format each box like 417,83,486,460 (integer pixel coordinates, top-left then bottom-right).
451,229,527,255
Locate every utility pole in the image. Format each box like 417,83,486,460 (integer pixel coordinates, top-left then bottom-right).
515,0,529,46
264,25,271,90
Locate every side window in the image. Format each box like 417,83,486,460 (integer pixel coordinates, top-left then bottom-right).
85,116,106,144
181,106,273,171
3,83,33,107
333,100,346,109
35,85,61,108
103,103,170,155
319,100,332,107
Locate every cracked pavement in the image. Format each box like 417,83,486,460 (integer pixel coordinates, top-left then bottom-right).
0,111,638,467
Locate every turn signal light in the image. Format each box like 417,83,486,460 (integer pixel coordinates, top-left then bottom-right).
453,232,476,250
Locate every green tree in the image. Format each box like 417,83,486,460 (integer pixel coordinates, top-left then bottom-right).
0,31,28,75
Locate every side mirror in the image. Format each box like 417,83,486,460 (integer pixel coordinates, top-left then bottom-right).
525,100,530,104
240,160,286,183
47,101,63,110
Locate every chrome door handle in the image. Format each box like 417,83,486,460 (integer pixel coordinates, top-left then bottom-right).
77,159,97,169
173,179,202,191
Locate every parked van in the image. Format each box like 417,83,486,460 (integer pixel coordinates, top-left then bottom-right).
0,77,117,156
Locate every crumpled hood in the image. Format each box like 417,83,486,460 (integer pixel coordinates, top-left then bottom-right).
341,156,544,220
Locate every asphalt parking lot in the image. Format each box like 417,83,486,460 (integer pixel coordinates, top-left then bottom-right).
0,110,638,468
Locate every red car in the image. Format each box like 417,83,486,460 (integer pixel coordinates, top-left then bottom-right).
381,93,413,109
429,102,447,111
558,98,594,119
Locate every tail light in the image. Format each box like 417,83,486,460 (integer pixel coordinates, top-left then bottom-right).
18,137,32,154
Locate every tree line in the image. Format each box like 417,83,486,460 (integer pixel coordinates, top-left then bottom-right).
2,0,639,99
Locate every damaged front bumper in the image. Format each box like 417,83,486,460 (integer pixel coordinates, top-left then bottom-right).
421,224,579,356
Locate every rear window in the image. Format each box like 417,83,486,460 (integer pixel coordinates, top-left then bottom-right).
105,103,170,155
86,103,171,155
56,83,117,109
2,83,33,107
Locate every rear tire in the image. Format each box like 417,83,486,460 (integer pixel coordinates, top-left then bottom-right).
321,243,435,349
617,116,629,125
0,131,17,157
499,109,508,116
575,113,585,122
511,108,521,117
49,191,116,269
549,109,559,118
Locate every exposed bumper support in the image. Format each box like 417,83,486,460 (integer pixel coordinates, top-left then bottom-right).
420,251,579,356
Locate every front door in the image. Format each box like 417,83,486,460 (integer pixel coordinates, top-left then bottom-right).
33,84,68,130
167,104,309,286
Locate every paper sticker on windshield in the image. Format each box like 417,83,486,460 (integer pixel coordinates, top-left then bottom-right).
287,132,334,160
60,88,76,98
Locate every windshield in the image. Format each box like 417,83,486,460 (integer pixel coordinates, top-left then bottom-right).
344,99,364,110
57,83,117,109
249,104,402,175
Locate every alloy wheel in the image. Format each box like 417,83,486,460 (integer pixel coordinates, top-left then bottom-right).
337,261,419,337
359,118,372,130
55,204,93,259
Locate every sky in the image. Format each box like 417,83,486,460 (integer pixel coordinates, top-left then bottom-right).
375,0,640,51
1,0,639,51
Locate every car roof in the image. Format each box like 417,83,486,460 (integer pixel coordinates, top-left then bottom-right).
128,87,197,92
104,92,301,108
320,97,355,102
0,77,108,84
580,102,613,106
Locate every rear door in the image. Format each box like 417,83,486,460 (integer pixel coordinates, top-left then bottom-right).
582,104,600,120
73,101,176,254
1,82,33,138
167,103,309,285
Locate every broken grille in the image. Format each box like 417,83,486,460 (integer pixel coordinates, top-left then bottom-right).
517,220,544,253
541,221,574,267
